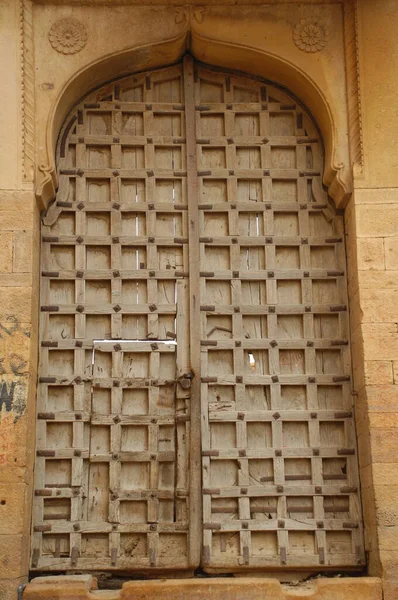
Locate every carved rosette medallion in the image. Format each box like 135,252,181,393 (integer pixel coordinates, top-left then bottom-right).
48,18,87,55
293,17,328,53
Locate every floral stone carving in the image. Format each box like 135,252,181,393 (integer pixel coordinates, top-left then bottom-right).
48,18,88,55
293,17,328,53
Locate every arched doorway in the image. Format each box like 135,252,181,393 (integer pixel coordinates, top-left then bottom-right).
32,56,364,575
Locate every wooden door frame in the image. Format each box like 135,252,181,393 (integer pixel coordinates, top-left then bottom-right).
183,55,202,569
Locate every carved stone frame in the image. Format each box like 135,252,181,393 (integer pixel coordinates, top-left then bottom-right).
18,0,382,588
19,1,363,211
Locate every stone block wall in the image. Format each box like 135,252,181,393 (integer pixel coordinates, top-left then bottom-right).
351,3,398,596
0,1,39,595
0,189,39,593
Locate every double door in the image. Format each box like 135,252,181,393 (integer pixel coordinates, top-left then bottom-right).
33,57,364,573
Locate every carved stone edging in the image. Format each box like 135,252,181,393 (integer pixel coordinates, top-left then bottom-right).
173,6,205,26
35,164,57,211
192,7,205,24
327,163,351,207
343,0,364,173
20,0,35,182
48,18,88,55
33,11,358,211
174,7,187,25
293,17,328,53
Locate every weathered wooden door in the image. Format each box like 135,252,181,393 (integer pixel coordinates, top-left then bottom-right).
33,57,365,574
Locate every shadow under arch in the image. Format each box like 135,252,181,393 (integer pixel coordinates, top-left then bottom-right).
37,32,350,210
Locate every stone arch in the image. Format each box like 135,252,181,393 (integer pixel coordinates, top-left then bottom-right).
36,33,350,211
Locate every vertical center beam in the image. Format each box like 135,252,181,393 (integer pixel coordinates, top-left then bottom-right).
183,54,202,568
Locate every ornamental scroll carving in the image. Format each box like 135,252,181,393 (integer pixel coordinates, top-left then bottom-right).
293,17,328,53
20,0,34,182
48,18,88,55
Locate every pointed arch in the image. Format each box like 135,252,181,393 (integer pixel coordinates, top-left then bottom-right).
36,35,350,211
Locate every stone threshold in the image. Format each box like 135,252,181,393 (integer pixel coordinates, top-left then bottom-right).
24,574,382,600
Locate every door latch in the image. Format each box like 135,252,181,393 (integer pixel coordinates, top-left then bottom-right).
179,372,194,389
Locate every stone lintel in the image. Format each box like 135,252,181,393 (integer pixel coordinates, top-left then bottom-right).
23,576,382,600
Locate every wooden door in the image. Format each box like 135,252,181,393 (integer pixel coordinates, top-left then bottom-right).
33,64,198,572
195,64,364,571
32,57,365,574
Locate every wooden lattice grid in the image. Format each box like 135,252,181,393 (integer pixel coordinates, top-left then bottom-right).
195,65,363,570
32,58,365,573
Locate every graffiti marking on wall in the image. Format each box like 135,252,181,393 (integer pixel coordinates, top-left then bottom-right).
0,382,16,412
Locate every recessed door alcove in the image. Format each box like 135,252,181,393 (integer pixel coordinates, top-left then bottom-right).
33,56,364,576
